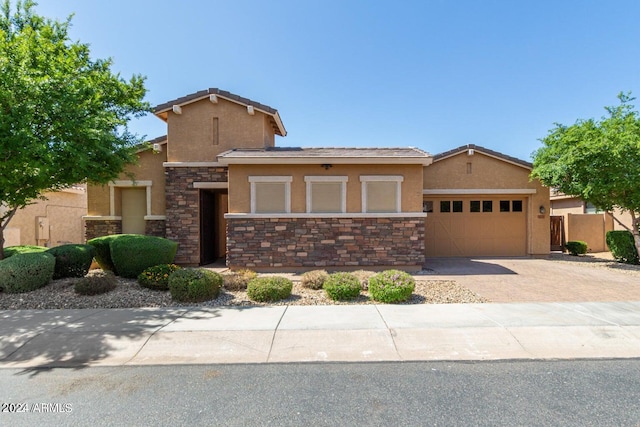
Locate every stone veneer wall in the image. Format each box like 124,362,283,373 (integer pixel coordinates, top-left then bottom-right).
226,216,425,270
145,220,166,238
165,166,228,265
85,220,122,241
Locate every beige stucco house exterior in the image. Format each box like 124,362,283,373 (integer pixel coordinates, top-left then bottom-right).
85,88,550,271
3,186,87,247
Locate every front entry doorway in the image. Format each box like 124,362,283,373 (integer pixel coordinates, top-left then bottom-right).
199,189,228,265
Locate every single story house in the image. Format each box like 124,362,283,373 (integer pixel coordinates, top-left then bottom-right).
85,88,549,271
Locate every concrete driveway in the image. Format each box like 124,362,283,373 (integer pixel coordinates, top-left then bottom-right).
423,255,640,303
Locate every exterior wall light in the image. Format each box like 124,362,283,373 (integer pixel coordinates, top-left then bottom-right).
539,205,546,214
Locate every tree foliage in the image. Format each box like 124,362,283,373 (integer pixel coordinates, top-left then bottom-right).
531,92,640,255
0,0,150,258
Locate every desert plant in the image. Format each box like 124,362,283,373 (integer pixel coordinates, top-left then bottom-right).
352,270,375,290
565,240,588,256
86,235,120,273
169,268,222,303
47,244,95,279
0,251,55,293
74,270,118,295
223,269,258,291
368,270,415,303
606,230,640,264
138,264,182,291
246,276,293,302
300,269,329,290
323,272,361,301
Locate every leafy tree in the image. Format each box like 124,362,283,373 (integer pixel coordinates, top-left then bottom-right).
0,0,150,259
531,92,640,256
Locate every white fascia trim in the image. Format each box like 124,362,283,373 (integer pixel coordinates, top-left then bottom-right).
434,151,531,170
423,189,537,195
225,213,427,219
83,215,122,221
218,157,431,166
163,162,225,168
360,175,403,213
304,176,349,213
193,182,229,189
144,215,167,220
249,176,292,214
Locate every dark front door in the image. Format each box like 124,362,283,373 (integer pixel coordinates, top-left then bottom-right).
200,190,218,264
550,215,565,251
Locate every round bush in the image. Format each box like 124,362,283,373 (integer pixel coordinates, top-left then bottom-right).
74,271,117,295
47,244,95,279
87,235,120,273
4,245,48,257
223,269,258,291
565,240,588,256
138,264,182,291
169,268,222,303
300,269,329,290
0,251,55,293
111,234,178,278
606,230,639,264
246,276,293,302
322,272,361,301
368,270,415,303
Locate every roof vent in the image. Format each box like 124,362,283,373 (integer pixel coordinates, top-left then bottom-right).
468,149,474,156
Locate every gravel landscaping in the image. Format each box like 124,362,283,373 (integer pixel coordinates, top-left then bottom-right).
0,271,488,310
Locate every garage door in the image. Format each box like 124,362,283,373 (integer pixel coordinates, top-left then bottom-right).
424,197,527,257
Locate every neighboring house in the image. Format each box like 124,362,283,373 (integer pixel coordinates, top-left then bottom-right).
550,191,634,252
2,186,87,247
85,88,550,271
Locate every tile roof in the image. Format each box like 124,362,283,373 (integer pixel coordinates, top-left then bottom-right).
153,88,286,136
433,144,532,169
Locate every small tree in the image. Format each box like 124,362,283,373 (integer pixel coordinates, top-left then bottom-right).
531,92,640,256
0,0,150,259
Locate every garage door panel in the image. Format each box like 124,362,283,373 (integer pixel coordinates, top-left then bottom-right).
425,197,527,257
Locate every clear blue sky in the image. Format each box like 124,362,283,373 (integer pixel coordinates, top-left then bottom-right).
36,0,640,161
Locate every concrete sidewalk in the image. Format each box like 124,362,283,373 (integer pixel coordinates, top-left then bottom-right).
2,301,640,368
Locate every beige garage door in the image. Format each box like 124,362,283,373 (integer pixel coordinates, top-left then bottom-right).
424,197,527,257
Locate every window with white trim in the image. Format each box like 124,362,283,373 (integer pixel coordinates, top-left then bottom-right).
249,176,292,213
304,176,348,213
360,175,404,213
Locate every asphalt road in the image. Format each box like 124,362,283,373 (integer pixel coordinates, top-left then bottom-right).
1,360,639,426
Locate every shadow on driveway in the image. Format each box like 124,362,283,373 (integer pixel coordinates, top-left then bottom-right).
424,258,519,276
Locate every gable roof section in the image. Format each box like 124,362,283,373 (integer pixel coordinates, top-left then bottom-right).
433,144,532,170
217,147,433,165
154,88,286,137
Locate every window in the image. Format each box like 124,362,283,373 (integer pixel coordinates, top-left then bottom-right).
440,201,451,213
512,200,523,212
360,175,403,213
482,200,493,212
423,201,433,213
500,200,510,212
440,200,463,213
305,176,348,213
249,176,292,213
470,200,481,213
452,200,463,212
585,202,603,214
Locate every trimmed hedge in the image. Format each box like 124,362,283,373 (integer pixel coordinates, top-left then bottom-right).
88,234,179,278
565,240,588,256
75,271,117,295
323,272,361,301
300,270,329,290
4,245,48,257
169,268,222,303
47,244,95,279
247,276,293,302
0,252,55,293
606,230,640,265
368,270,415,303
138,264,182,291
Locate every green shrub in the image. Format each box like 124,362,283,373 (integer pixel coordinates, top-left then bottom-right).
606,230,640,264
4,245,48,257
352,270,375,290
169,268,222,303
223,269,257,291
47,244,95,279
368,270,415,303
300,269,328,290
565,240,588,256
87,235,120,273
246,276,293,302
74,271,117,295
0,252,55,293
323,272,361,301
138,264,182,291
